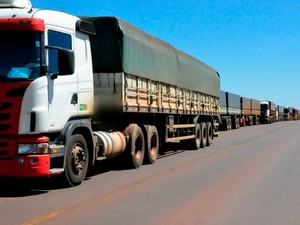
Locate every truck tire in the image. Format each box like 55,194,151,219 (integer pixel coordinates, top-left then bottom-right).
187,123,201,149
144,125,159,164
226,118,232,130
200,122,207,148
235,118,240,129
206,122,213,146
232,118,237,129
223,119,228,131
64,134,89,186
125,124,145,168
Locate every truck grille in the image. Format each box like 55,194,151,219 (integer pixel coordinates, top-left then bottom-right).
0,138,17,158
0,82,29,158
0,142,8,156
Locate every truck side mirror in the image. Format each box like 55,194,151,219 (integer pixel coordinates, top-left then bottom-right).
58,48,75,75
46,46,75,79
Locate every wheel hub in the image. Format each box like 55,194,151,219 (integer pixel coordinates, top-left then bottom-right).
72,145,86,174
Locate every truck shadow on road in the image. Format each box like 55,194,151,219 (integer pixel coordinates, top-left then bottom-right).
0,177,51,197
0,156,144,197
87,144,189,177
0,158,129,197
0,146,193,197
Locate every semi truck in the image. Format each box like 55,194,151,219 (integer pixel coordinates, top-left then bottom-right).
219,91,241,130
260,101,276,124
276,105,284,122
0,0,220,186
291,108,299,120
240,97,260,126
284,107,291,121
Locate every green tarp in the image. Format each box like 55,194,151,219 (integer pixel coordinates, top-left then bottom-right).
80,16,220,97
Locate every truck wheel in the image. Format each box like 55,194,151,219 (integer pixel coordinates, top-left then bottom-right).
232,118,237,129
236,118,240,129
223,119,228,131
227,118,232,130
193,123,202,149
126,124,145,168
200,122,207,148
187,123,201,149
144,125,159,164
206,122,213,146
64,134,89,186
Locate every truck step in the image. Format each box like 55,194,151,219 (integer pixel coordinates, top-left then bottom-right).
49,168,64,175
96,156,107,161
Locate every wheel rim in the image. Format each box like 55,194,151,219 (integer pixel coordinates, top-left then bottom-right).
71,144,86,175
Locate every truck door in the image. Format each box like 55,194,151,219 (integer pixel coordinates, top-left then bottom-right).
47,29,78,131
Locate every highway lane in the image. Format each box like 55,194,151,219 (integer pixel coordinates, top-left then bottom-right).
0,121,300,225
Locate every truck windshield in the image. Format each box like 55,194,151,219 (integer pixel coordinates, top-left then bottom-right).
0,32,41,80
261,104,268,111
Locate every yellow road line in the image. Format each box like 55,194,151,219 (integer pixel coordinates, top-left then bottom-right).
218,145,236,154
22,210,66,225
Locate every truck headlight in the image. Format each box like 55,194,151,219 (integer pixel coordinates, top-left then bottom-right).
18,143,49,154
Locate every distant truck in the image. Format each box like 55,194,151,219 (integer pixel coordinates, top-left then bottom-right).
284,107,291,121
219,91,241,130
260,101,276,123
276,106,284,122
240,97,260,126
0,1,220,186
291,108,299,120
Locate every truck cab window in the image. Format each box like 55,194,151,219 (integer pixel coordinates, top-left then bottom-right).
0,32,41,80
48,30,72,74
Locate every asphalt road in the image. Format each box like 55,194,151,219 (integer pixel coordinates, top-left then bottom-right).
1,121,300,225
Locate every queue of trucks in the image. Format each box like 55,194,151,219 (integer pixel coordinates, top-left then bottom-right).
0,0,298,186
220,91,262,130
220,91,297,131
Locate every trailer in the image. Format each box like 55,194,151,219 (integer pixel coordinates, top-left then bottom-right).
251,98,261,125
0,1,220,186
240,97,260,126
219,91,241,130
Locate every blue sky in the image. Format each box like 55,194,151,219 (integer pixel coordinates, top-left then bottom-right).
31,0,300,108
